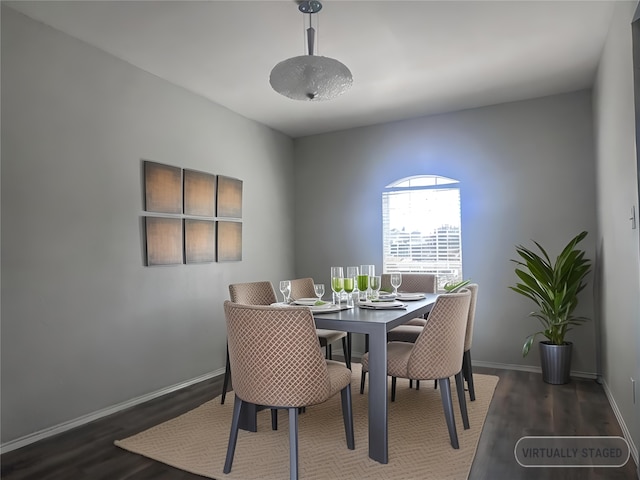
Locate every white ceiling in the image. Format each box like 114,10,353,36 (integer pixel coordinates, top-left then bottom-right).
6,0,617,138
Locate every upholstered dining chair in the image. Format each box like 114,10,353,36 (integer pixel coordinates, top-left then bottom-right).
289,277,351,369
221,281,278,406
432,283,478,401
229,280,278,306
370,273,438,389
359,290,471,449
459,283,478,400
383,273,437,330
223,301,355,480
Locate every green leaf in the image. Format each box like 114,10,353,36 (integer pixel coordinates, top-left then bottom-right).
523,334,538,356
443,279,471,292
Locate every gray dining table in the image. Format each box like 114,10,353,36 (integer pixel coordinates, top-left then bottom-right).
312,293,438,464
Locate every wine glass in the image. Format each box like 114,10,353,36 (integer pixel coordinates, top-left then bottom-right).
390,272,402,296
359,265,374,301
330,266,344,305
344,266,358,308
313,283,325,304
279,280,291,304
369,275,381,300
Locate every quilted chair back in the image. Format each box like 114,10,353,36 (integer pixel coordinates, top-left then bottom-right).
464,284,478,352
289,277,316,300
407,290,471,380
229,281,277,305
381,273,437,293
224,301,332,408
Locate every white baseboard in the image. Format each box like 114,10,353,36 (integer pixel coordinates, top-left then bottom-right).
0,367,224,455
601,377,640,472
346,355,599,379
472,360,598,380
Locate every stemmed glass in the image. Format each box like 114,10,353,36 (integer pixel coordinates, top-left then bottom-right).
330,267,344,305
369,275,381,300
359,265,374,301
390,272,402,296
344,266,358,308
314,283,325,304
279,280,291,304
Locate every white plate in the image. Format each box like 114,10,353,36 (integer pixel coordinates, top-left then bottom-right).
270,302,344,313
310,304,348,313
293,298,323,306
396,293,426,301
359,300,406,309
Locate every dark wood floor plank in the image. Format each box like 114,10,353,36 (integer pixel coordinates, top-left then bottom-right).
1,368,637,479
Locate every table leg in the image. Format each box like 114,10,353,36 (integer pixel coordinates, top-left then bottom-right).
367,326,388,464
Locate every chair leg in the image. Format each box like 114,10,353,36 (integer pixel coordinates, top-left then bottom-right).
327,344,332,360
463,349,476,401
455,372,470,430
223,395,243,473
340,386,355,449
271,409,278,430
341,336,351,370
288,408,299,480
434,379,438,390
416,380,420,390
391,377,397,402
438,377,459,449
221,345,231,405
409,379,413,389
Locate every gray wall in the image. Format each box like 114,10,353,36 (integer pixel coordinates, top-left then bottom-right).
593,0,640,462
1,7,295,444
294,91,599,374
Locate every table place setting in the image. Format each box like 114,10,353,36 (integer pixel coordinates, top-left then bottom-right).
395,292,427,301
358,299,408,310
276,267,417,313
270,300,351,313
310,303,351,313
291,297,323,306
322,265,416,310
293,297,352,313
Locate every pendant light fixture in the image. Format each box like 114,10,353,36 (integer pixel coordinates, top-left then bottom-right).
269,0,353,101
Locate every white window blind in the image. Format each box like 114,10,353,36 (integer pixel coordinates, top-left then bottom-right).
382,176,462,290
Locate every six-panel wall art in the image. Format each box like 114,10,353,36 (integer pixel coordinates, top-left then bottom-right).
143,160,242,266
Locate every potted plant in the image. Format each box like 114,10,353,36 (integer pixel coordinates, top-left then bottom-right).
509,231,591,384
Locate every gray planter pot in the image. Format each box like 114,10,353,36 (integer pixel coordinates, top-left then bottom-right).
539,341,573,384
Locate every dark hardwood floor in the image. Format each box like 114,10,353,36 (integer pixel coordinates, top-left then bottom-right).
471,367,637,480
1,365,637,479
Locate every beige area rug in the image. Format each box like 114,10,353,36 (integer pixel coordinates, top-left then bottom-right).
115,364,498,479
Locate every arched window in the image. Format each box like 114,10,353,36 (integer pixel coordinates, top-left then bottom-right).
382,175,462,290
